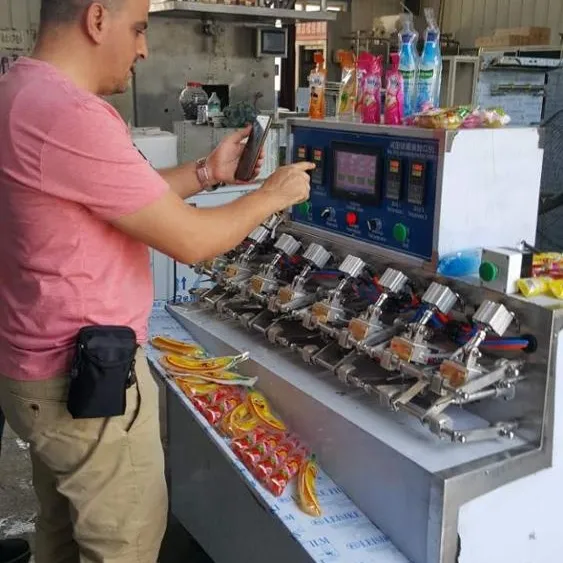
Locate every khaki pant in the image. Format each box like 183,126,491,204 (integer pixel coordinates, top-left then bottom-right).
0,349,168,563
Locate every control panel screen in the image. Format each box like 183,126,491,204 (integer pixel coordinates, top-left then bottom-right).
334,151,377,194
331,143,382,204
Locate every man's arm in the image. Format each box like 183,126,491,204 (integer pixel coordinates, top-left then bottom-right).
112,163,313,264
157,125,262,199
158,161,202,199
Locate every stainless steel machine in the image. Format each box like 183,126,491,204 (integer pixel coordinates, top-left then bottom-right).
164,120,562,563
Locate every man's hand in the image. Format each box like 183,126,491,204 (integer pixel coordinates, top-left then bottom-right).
258,161,315,211
206,125,264,185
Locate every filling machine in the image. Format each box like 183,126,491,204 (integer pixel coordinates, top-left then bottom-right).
160,119,562,563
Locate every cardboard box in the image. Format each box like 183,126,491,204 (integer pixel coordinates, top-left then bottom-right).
475,34,528,48
493,26,551,45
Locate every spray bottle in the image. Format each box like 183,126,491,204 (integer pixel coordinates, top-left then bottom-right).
398,13,418,118
384,52,404,125
415,8,442,112
308,52,326,120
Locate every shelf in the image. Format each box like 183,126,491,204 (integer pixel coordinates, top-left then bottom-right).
149,1,338,22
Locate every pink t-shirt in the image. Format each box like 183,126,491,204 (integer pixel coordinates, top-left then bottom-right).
0,58,169,381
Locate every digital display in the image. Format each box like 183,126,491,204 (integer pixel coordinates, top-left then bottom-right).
296,145,308,161
311,147,325,185
386,158,403,201
407,160,427,205
334,151,378,195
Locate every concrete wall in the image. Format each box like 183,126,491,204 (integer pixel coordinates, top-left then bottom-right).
350,0,402,30
0,2,274,129
135,17,275,131
0,0,40,29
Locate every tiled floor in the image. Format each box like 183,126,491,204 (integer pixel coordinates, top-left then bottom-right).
0,422,212,563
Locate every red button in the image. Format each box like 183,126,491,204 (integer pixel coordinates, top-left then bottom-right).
346,212,358,226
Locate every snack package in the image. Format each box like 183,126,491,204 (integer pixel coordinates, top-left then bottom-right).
264,448,308,497
549,279,563,300
517,277,551,298
220,402,260,437
409,106,471,129
298,459,322,517
231,427,268,455
151,336,206,358
461,107,511,129
200,389,244,426
336,50,356,120
247,391,286,432
175,378,219,397
384,52,404,125
164,352,250,373
240,431,286,469
255,442,294,482
308,52,326,120
533,253,563,277
357,52,383,124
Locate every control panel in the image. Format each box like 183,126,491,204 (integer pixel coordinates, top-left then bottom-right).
290,126,440,260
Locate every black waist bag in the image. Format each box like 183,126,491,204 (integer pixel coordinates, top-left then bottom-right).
67,326,138,419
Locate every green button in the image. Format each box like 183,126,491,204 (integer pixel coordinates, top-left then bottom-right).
392,223,408,243
479,261,499,282
296,201,311,217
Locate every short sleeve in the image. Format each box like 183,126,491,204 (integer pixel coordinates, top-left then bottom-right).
41,98,169,221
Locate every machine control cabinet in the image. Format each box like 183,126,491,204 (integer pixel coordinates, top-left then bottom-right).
290,124,439,260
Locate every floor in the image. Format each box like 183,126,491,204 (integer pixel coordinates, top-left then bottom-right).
0,421,213,563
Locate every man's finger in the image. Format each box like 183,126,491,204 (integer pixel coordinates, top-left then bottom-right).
292,161,316,171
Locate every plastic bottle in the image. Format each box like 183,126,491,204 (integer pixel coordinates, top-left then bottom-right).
398,14,419,118
437,248,482,277
308,52,326,120
207,92,222,119
415,8,442,112
384,52,404,125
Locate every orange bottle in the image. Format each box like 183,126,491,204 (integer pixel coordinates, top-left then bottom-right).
308,52,326,120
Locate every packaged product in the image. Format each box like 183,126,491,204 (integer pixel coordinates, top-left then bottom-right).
336,50,356,119
357,52,383,124
247,391,286,432
308,52,326,120
298,458,322,517
517,277,551,298
384,52,404,125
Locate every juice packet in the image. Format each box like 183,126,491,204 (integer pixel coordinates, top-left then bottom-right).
357,52,383,124
336,50,356,119
308,52,326,120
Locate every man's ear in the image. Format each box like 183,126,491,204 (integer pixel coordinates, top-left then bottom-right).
84,2,110,45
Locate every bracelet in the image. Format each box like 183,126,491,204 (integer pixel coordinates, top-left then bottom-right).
196,157,218,192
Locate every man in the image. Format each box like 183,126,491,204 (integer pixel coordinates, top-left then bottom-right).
0,408,32,563
0,0,312,562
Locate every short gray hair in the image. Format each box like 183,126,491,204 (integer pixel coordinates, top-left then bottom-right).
40,0,122,24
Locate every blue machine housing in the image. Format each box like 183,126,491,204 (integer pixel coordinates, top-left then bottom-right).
290,123,440,261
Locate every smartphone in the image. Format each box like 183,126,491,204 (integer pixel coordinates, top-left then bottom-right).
234,115,272,182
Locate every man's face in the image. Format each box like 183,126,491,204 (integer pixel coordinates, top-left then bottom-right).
98,0,149,95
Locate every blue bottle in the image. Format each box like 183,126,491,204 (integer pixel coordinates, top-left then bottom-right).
398,14,419,118
416,8,442,112
437,248,482,278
